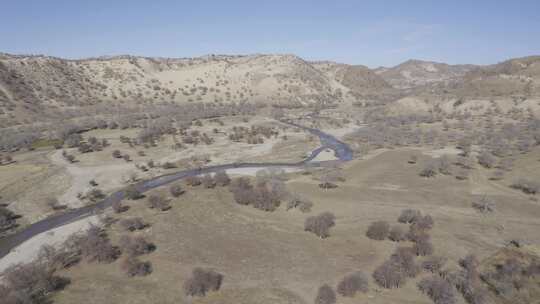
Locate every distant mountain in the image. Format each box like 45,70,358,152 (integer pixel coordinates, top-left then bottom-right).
375,59,476,89
1,52,539,126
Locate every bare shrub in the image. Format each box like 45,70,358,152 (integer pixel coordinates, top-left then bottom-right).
121,257,152,277
412,215,434,231
511,178,540,195
304,212,336,238
147,194,170,211
388,226,407,242
37,244,80,270
471,196,495,213
169,184,185,197
398,209,422,223
78,226,120,263
1,261,71,303
422,256,447,273
214,170,231,186
112,201,128,213
413,237,434,256
119,217,147,232
183,268,224,297
119,235,155,257
420,162,439,177
287,194,313,213
112,150,122,158
478,151,496,169
315,284,336,304
202,174,216,188
366,221,390,240
336,272,368,297
373,260,406,289
438,156,452,175
185,175,202,186
391,247,420,277
418,275,456,304
125,185,143,200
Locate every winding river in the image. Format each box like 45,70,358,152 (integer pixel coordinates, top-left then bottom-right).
0,121,353,259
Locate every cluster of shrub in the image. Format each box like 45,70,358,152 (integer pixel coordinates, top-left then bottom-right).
229,176,288,212
227,125,279,144
0,223,156,303
0,205,19,233
0,154,13,165
366,209,435,290
314,272,369,304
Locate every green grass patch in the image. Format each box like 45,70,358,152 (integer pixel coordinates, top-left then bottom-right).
31,138,63,149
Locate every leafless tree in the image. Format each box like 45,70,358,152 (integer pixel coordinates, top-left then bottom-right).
471,196,495,213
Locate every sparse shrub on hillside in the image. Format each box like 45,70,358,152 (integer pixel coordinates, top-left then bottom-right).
388,226,407,242
398,209,422,224
438,156,452,175
471,196,495,213
119,235,155,257
418,275,456,304
1,261,71,304
77,226,120,263
287,194,313,213
147,194,170,211
125,185,143,200
65,133,82,148
412,215,434,231
337,272,368,297
477,151,496,169
202,174,216,188
121,257,153,277
0,206,18,232
315,284,336,304
169,184,185,197
305,212,336,238
413,236,434,256
214,170,231,186
112,201,128,213
183,268,224,297
373,260,406,289
511,179,540,195
366,221,390,240
420,162,439,177
112,150,122,158
422,256,447,273
119,217,147,232
86,188,105,202
185,175,202,186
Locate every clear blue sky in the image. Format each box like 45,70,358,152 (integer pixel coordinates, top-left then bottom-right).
1,0,539,67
